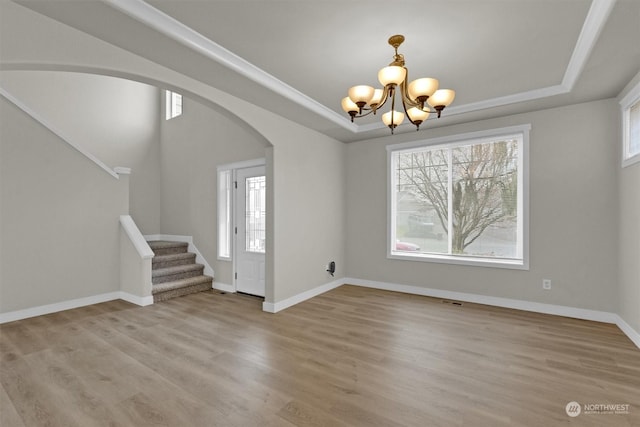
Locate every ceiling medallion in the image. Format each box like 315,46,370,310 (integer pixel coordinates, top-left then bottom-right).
341,35,456,134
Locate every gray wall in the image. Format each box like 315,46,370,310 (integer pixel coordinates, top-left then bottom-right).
160,95,269,287
346,99,619,313
0,0,347,308
618,74,640,334
268,120,346,302
0,97,129,312
0,71,161,234
619,162,640,332
159,94,347,300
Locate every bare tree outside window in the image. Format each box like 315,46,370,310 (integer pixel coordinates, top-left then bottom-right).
394,138,519,258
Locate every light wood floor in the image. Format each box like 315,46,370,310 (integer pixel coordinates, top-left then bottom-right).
1,285,639,427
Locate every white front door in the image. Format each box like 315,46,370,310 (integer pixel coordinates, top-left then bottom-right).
235,166,266,297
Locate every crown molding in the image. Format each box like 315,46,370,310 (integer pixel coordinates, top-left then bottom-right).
104,0,616,135
103,0,355,132
562,0,616,91
360,0,617,133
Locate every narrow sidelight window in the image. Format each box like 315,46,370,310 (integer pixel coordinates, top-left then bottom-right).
217,169,232,259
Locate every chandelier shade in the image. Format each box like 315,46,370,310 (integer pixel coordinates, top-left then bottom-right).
428,89,456,110
370,89,384,107
407,78,439,104
378,66,406,87
347,85,375,108
341,97,358,114
341,35,456,133
407,107,429,123
382,110,404,128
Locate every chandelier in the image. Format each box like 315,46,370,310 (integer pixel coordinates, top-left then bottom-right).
341,35,456,134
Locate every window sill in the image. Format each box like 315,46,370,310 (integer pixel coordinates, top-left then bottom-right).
388,251,529,270
622,153,640,168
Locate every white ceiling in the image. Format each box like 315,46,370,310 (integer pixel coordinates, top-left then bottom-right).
12,0,640,142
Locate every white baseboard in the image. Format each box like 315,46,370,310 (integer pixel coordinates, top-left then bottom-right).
262,278,344,313
119,292,154,307
344,277,640,349
1,292,107,323
0,291,154,324
143,234,215,278
615,315,640,349
213,281,235,293
344,277,619,323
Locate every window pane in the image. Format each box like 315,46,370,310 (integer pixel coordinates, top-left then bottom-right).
217,170,232,258
245,176,266,253
451,139,519,258
390,129,525,265
172,92,183,117
629,100,640,157
394,148,449,254
165,90,183,120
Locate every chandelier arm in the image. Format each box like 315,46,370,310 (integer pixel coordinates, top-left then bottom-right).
399,75,424,111
351,109,377,119
399,68,418,109
371,84,392,113
400,90,424,131
401,93,417,127
389,86,398,134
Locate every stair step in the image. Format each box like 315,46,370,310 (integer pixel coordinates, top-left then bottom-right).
152,252,196,269
146,240,213,302
152,263,204,284
148,241,189,256
152,275,213,302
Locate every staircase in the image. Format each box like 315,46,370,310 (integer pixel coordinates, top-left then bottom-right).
148,241,213,302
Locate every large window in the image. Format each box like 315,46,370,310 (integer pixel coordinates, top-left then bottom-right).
388,125,529,269
621,81,640,167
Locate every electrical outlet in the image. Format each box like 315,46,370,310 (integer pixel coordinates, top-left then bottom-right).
326,261,336,277
543,279,551,290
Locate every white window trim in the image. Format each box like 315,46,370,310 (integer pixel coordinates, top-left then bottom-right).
216,158,266,261
386,124,530,270
620,81,640,168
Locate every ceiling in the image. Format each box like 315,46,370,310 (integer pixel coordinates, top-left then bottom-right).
11,0,640,142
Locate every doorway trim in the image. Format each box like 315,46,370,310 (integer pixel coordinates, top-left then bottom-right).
217,158,266,294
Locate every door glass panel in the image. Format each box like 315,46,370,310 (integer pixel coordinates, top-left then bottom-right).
245,176,266,253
